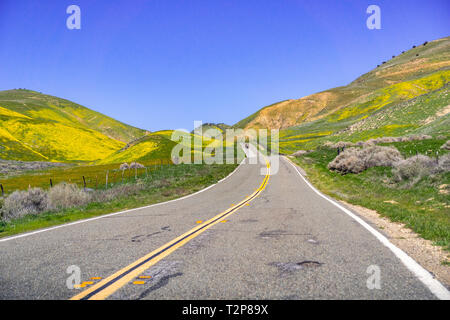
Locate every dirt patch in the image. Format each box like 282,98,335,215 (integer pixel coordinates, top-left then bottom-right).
339,200,450,287
377,60,450,80
422,104,450,125
439,184,449,195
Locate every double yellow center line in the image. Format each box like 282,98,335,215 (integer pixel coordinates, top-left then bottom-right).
71,159,271,300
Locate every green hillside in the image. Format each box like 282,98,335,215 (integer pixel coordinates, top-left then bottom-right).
234,36,450,154
98,129,235,164
0,89,147,162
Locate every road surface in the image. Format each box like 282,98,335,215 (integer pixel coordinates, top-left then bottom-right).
0,146,448,300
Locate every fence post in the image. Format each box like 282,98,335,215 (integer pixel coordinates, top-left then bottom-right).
50,179,53,188
83,176,86,190
106,170,109,188
0,183,4,197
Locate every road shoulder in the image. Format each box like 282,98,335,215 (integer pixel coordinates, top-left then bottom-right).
339,200,450,289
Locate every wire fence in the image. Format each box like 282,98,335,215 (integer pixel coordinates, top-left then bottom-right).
0,159,176,196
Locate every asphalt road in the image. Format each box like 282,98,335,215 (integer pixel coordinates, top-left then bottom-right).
0,146,448,300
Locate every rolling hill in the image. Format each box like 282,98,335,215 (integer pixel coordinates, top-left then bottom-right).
0,89,147,162
98,129,233,164
234,36,450,154
96,131,178,164
191,123,231,135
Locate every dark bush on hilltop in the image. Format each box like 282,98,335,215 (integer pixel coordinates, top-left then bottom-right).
2,188,48,220
328,146,403,174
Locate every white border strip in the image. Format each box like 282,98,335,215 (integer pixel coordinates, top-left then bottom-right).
284,156,450,300
0,160,245,243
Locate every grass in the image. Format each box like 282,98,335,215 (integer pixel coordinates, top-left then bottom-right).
0,159,174,194
291,141,450,250
0,162,239,238
278,83,449,154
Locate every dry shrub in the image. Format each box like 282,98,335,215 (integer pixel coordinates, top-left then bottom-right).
292,150,311,157
325,135,433,150
155,179,171,188
328,145,403,174
130,162,145,169
323,141,355,149
438,153,450,172
47,183,91,210
94,183,144,203
362,146,403,168
2,188,48,220
392,155,439,184
441,140,450,151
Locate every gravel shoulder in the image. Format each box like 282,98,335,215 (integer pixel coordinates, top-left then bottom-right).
339,200,450,289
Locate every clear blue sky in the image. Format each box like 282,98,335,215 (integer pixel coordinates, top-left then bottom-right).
1,0,449,131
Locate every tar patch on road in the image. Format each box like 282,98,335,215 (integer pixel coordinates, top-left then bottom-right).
269,261,324,275
131,226,172,243
259,229,312,239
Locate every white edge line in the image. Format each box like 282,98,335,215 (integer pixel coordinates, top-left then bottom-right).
284,156,450,300
0,159,246,243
